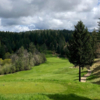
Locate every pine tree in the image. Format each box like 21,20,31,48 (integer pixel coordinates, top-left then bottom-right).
96,18,100,57
92,29,98,58
67,21,94,82
29,42,36,54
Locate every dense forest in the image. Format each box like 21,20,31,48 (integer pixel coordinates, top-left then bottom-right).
0,25,99,75
0,29,73,74
0,29,73,59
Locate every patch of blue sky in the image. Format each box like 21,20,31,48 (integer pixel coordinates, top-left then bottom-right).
98,0,100,5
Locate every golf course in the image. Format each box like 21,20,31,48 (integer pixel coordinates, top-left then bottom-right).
0,54,100,100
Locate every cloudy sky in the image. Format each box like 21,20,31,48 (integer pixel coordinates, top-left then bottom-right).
0,0,100,32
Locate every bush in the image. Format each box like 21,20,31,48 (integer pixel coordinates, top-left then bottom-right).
0,47,46,75
3,64,11,74
3,59,11,65
0,68,4,75
11,65,16,73
15,59,22,71
5,52,11,59
29,58,34,67
33,54,46,65
0,58,3,66
40,53,46,63
11,54,18,64
34,54,41,65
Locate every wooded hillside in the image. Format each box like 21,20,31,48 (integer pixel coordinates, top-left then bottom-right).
0,30,73,59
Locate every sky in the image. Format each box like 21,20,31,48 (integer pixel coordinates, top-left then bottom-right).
0,0,100,32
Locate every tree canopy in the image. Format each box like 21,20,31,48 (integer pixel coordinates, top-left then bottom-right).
0,29,73,58
67,21,94,81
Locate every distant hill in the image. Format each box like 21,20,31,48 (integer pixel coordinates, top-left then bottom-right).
0,29,73,58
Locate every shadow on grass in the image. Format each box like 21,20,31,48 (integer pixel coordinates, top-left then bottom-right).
75,71,88,78
81,71,88,73
86,65,100,85
76,71,88,75
87,74,98,81
87,66,100,81
92,66,100,74
92,80,100,85
93,59,100,63
47,94,94,100
81,71,88,77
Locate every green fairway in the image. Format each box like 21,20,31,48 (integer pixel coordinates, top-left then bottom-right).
0,55,100,100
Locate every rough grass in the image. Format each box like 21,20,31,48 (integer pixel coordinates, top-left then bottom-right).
0,54,100,100
87,58,100,84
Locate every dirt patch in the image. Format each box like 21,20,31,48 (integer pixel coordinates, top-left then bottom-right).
81,70,91,82
69,67,73,68
0,75,4,77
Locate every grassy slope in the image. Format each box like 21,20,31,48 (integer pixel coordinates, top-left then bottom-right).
87,58,100,84
0,54,100,100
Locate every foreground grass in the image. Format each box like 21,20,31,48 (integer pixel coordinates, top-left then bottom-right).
0,55,100,100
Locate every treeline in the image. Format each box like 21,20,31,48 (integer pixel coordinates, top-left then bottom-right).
0,29,73,59
0,46,46,75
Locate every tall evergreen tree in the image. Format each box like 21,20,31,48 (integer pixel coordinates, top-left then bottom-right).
29,42,36,54
95,18,100,58
92,29,98,58
0,45,5,59
67,21,94,82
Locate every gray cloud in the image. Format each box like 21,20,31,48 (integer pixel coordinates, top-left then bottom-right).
0,0,97,18
0,0,99,32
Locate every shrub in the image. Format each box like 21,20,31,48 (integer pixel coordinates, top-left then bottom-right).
34,54,41,65
5,52,11,59
11,54,18,64
0,58,3,66
11,65,16,73
29,58,34,67
15,59,21,71
41,53,46,62
3,59,11,65
0,68,4,75
0,47,46,75
3,64,11,74
38,54,46,63
24,58,30,70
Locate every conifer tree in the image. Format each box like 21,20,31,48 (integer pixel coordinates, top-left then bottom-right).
92,29,97,57
95,18,100,57
67,21,94,82
29,42,36,54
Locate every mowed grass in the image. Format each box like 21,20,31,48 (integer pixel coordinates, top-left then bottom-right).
0,54,100,100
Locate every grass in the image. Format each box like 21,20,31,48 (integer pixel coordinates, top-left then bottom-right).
87,58,100,84
0,54,100,99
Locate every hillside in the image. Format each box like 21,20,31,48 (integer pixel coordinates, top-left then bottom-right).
0,30,72,59
0,54,100,100
87,58,100,84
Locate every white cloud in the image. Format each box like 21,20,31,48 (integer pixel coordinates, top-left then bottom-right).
0,0,100,32
14,25,30,32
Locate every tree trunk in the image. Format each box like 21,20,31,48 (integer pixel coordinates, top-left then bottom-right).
79,66,81,82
